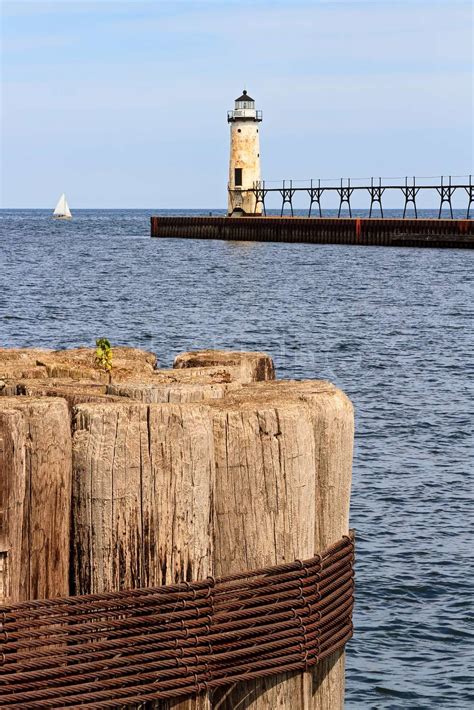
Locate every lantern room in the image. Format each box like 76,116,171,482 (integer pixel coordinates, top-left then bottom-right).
227,90,263,122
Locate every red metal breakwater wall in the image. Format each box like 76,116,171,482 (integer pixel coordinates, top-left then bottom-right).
150,216,474,249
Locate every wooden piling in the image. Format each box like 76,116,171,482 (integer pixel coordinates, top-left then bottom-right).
173,349,276,383
0,398,72,603
71,401,216,709
0,347,354,709
107,380,238,403
206,379,354,709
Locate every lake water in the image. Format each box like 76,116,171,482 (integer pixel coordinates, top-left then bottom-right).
1,209,473,709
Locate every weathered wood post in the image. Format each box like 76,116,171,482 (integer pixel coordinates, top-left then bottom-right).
173,350,276,383
0,398,72,603
0,349,354,710
207,379,353,709
107,380,238,403
71,401,216,709
69,389,353,709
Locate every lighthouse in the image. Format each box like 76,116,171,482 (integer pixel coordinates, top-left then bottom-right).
227,90,263,216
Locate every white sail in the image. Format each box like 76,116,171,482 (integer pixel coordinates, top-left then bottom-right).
53,193,72,219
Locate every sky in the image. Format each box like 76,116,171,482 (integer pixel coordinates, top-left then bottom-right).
1,0,473,208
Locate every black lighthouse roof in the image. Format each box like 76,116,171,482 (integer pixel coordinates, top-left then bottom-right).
235,89,254,102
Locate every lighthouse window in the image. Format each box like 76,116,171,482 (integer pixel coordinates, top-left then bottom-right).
234,168,243,186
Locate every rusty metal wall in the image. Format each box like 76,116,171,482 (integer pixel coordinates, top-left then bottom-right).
151,216,474,249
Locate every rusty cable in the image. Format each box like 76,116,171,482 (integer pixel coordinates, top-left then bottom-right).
0,533,354,708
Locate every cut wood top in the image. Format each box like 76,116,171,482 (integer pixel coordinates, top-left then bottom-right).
0,346,158,383
0,348,355,441
0,347,276,408
173,349,276,382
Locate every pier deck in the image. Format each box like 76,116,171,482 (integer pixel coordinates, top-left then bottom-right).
151,216,474,249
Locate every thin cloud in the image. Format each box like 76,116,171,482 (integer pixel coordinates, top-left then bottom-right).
1,0,472,208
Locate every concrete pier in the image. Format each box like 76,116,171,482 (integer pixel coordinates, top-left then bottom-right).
150,216,474,249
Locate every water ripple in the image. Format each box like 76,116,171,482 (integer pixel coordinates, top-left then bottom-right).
0,209,473,708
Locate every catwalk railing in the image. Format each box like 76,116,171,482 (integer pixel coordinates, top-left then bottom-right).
242,175,474,218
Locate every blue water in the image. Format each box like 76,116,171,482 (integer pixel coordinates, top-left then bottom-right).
1,209,473,709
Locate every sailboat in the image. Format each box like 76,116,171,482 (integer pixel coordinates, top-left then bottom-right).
53,193,72,220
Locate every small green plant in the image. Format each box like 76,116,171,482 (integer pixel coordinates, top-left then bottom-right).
95,338,113,378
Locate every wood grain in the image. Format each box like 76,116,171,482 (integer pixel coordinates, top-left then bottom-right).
0,353,353,709
107,380,238,404
173,350,275,383
207,380,353,709
71,401,215,709
0,398,72,603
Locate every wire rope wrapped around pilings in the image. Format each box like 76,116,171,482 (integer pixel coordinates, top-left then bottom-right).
0,534,354,708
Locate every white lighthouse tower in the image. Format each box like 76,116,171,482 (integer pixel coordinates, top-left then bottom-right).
227,89,263,216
